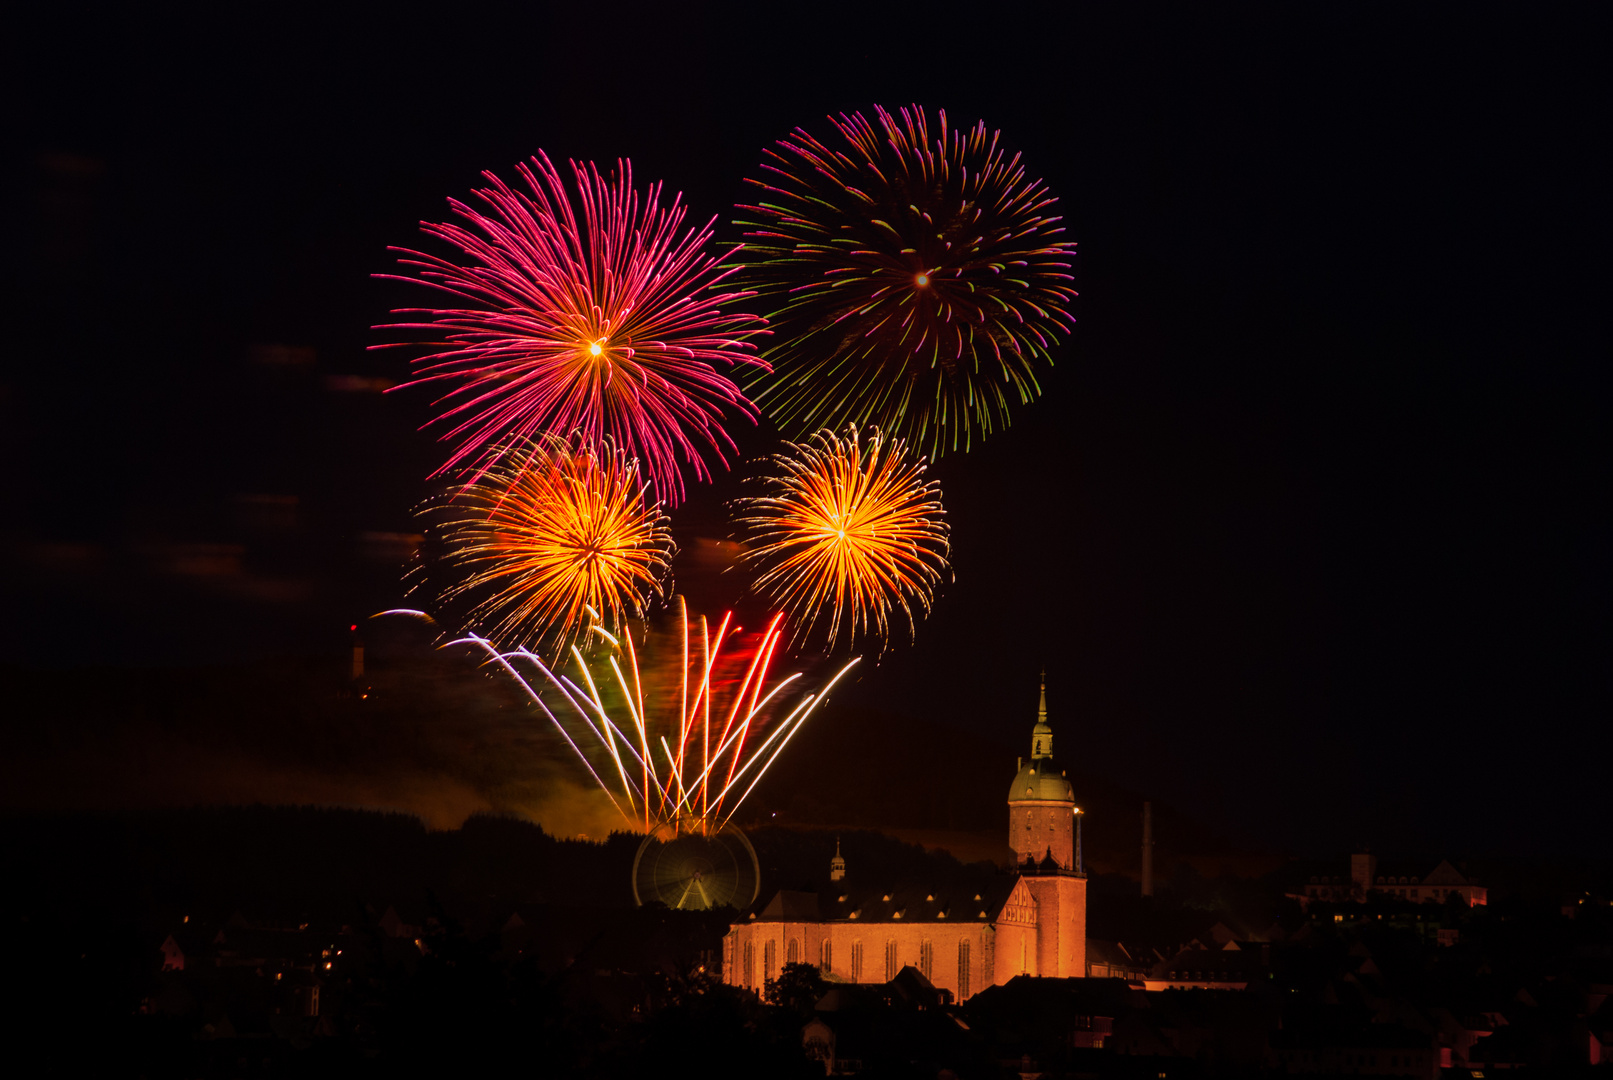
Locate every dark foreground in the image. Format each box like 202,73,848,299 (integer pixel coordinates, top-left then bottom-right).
8,806,1612,1077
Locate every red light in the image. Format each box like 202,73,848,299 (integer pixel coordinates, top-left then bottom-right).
349,624,357,632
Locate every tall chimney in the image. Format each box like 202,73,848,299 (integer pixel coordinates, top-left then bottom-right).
1141,801,1154,898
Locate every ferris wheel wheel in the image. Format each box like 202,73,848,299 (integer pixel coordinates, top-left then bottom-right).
631,823,760,911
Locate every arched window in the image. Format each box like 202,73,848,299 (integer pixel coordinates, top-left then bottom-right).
885,940,898,981
743,941,754,989
787,938,800,965
851,941,864,981
920,939,934,979
763,939,776,981
958,940,971,1000
821,939,832,974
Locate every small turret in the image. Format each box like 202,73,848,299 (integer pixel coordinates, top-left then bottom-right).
829,837,846,882
1031,668,1053,759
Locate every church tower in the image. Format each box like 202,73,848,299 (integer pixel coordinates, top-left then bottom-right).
1005,671,1086,980
1008,671,1077,870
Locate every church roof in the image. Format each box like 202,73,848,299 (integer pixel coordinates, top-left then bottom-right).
760,890,822,921
750,871,1020,925
1007,756,1074,803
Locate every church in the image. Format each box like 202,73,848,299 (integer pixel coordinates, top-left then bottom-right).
723,679,1086,1002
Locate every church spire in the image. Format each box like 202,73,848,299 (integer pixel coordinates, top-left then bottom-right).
1032,669,1053,759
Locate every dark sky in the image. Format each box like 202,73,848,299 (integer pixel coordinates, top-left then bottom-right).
4,3,1605,858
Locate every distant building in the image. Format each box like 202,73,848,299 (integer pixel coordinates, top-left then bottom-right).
1301,854,1487,906
1085,939,1153,984
1143,941,1271,991
724,676,1087,1002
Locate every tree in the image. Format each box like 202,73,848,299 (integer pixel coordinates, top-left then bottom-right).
764,961,825,1015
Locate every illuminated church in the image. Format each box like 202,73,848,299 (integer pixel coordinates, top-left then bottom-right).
723,678,1086,1002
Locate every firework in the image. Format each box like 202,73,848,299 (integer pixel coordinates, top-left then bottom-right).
451,600,858,833
730,104,1077,457
737,427,949,651
378,152,767,503
417,434,673,653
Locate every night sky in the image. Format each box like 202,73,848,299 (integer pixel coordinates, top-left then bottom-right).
4,3,1605,858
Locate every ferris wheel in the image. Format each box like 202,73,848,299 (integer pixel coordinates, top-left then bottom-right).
631,823,760,911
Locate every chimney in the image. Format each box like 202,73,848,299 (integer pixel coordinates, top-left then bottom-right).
1141,802,1154,898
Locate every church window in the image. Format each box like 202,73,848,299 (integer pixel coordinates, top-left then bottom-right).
743,942,754,989
764,940,776,981
920,939,933,979
787,938,799,965
958,940,970,999
884,940,898,981
851,941,864,981
821,940,832,974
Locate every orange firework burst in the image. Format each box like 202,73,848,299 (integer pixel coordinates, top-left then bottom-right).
419,434,673,652
737,427,950,651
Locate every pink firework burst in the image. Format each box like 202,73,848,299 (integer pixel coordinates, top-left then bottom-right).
377,153,768,504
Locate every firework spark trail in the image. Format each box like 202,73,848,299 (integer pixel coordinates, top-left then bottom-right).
449,605,858,833
730,105,1078,457
737,426,950,651
413,434,673,656
377,152,769,504
454,633,632,822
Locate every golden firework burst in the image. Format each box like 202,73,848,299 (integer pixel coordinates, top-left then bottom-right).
737,427,950,650
422,434,673,652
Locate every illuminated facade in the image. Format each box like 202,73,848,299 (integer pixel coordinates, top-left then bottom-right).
723,680,1087,1002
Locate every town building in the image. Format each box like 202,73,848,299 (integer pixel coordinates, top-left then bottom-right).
723,676,1087,1002
1300,854,1487,906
